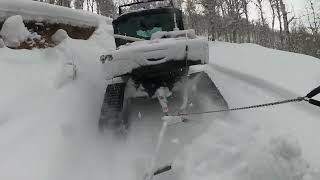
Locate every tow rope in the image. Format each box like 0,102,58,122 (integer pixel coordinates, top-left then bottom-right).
174,85,320,116
147,85,320,179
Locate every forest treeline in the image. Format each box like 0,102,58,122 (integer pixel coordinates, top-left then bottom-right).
34,0,320,59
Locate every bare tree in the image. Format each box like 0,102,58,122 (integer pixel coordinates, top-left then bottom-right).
279,0,295,49
255,0,265,25
56,0,71,7
96,0,115,17
175,0,183,8
268,0,276,31
306,0,320,35
241,0,251,42
200,0,220,40
86,0,96,12
185,0,197,29
273,0,284,46
74,0,85,9
224,0,245,42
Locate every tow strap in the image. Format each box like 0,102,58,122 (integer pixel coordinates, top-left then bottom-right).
175,85,320,116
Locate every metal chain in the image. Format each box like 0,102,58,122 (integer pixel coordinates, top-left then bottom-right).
176,97,306,116
175,85,320,117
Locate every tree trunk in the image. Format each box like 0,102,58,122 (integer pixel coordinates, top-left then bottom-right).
269,0,276,31
211,26,216,41
279,0,290,50
256,0,265,25
275,0,284,47
74,0,85,9
244,4,251,43
87,0,90,11
232,29,237,43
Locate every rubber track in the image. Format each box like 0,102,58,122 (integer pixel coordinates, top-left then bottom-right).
99,83,126,129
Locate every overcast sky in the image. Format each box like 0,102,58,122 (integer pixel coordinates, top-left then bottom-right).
282,0,307,16
252,0,306,18
248,0,312,28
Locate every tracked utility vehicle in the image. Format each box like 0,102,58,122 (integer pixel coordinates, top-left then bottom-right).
99,0,227,133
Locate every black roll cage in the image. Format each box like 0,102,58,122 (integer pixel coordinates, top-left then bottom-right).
118,0,174,15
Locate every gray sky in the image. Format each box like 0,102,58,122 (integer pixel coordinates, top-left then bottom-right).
288,0,306,11
248,0,310,28
283,0,307,16
253,0,306,18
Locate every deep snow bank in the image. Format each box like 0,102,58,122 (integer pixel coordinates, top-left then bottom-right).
176,120,317,180
0,0,110,49
0,18,115,180
0,0,111,27
1,7,320,179
211,42,320,98
174,42,320,180
0,15,31,47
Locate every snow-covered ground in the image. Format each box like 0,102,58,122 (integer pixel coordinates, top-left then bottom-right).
1,2,320,179
0,18,115,180
0,0,109,27
175,42,320,180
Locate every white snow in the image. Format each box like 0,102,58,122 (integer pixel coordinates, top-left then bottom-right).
0,0,111,27
54,62,77,88
102,37,209,79
51,29,69,45
0,38,5,48
161,116,184,126
0,19,115,180
0,5,320,180
176,123,311,180
151,29,197,40
0,15,30,47
212,42,320,97
174,42,320,180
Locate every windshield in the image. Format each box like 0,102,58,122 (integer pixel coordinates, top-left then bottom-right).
115,12,173,40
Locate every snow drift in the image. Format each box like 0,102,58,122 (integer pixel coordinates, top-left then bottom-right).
51,29,69,45
0,0,110,27
173,42,320,180
0,15,30,47
0,2,320,180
